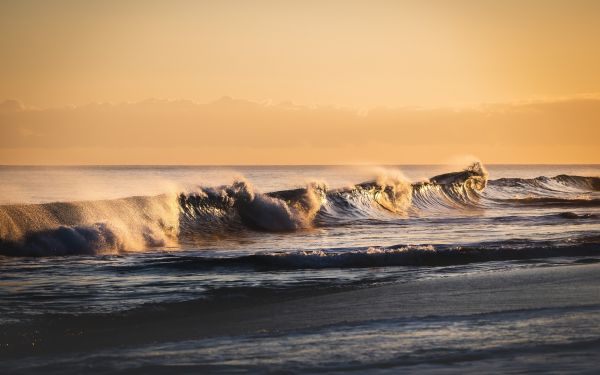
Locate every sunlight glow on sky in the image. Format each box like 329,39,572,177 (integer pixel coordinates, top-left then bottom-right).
1,0,599,164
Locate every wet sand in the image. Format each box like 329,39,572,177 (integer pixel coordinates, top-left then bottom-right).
2,262,600,360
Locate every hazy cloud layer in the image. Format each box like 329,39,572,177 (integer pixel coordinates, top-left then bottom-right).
1,96,599,164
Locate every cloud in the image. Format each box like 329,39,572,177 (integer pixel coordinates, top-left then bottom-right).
0,99,25,113
0,96,599,164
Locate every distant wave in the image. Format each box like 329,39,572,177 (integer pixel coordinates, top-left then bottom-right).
122,238,600,270
485,175,600,208
497,197,600,208
555,212,598,220
1,162,599,257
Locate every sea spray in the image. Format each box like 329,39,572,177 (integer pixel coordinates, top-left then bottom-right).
0,194,179,256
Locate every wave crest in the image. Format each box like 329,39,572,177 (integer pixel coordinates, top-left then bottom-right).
4,162,598,257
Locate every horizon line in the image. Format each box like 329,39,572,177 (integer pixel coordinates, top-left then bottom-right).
1,163,599,168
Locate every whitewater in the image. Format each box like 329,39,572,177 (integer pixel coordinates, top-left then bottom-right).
1,163,599,374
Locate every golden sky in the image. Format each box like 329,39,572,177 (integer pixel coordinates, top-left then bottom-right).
1,0,599,164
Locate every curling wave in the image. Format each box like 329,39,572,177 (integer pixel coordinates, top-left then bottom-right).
2,162,599,256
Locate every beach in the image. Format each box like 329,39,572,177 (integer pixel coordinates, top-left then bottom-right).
2,262,600,373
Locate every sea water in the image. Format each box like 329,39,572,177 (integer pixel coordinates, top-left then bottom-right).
1,164,599,374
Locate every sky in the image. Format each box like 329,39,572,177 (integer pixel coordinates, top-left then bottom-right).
1,0,599,164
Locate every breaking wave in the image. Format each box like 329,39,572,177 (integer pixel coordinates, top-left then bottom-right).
177,162,486,231
1,162,598,256
0,195,179,256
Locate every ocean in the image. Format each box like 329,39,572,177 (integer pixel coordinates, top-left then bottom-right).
1,163,599,374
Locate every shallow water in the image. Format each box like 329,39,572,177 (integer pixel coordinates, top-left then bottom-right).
1,164,599,373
